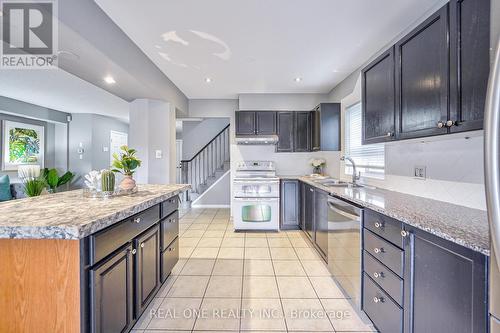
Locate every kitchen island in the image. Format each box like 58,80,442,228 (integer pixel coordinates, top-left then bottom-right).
0,184,190,333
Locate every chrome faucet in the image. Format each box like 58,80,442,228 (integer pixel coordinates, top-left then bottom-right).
341,155,360,185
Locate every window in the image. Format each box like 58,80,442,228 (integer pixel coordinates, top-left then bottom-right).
344,102,385,178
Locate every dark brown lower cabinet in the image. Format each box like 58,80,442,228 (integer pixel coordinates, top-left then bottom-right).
403,226,487,333
161,237,179,282
91,244,134,333
135,225,160,316
280,179,299,229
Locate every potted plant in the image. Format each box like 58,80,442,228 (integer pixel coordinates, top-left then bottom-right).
23,177,47,197
311,158,326,175
111,145,142,190
42,168,74,193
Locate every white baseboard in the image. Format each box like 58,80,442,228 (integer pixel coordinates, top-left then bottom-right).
190,204,231,208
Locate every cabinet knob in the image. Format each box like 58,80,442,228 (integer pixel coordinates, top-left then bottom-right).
134,217,141,224
445,120,454,127
374,222,384,228
373,296,384,303
401,230,409,237
386,132,393,137
310,188,314,192
140,243,145,248
373,247,384,254
373,272,383,279
131,249,137,255
437,121,445,128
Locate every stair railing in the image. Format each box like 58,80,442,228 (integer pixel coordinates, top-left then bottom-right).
181,124,230,201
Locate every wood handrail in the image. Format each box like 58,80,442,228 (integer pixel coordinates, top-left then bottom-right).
180,124,230,163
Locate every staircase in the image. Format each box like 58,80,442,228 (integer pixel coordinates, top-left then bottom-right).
181,125,230,202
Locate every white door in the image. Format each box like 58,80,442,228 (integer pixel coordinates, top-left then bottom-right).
176,140,183,183
110,131,128,166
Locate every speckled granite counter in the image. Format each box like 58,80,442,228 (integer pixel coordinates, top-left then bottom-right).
280,175,489,256
0,184,190,240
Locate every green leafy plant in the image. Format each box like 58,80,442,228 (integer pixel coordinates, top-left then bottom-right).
112,146,142,176
23,177,47,197
42,168,75,192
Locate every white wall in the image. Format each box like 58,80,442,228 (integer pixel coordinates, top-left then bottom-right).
188,99,238,143
192,170,231,207
182,118,230,160
239,93,328,111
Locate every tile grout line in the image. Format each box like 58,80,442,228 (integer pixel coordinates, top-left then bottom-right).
269,235,290,333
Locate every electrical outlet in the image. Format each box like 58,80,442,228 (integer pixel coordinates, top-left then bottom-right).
414,166,426,179
155,150,162,159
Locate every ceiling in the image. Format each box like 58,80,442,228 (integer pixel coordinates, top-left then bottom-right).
95,0,442,99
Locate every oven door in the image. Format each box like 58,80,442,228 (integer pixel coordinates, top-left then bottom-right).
233,179,280,198
233,197,279,230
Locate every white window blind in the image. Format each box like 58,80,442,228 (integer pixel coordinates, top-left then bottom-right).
344,102,385,178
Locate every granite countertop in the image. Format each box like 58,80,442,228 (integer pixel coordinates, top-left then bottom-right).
0,184,190,240
282,175,489,256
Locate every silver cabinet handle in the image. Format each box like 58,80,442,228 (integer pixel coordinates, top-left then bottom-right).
386,132,393,137
446,120,454,127
310,188,314,192
401,230,409,237
437,121,445,128
131,249,137,255
373,247,384,254
373,272,384,278
134,217,141,223
140,243,145,248
374,222,384,228
373,296,384,303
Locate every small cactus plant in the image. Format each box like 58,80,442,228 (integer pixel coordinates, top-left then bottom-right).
101,170,115,193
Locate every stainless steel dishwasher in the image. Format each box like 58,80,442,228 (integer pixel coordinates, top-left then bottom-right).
327,196,363,309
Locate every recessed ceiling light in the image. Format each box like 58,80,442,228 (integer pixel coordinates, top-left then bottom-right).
294,77,302,82
205,77,212,83
104,76,116,84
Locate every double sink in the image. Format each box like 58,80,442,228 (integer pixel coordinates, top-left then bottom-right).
312,177,375,190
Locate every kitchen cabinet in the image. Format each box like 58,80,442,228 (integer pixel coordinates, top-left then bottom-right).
235,111,276,135
235,111,256,135
280,179,299,229
395,4,449,140
276,112,294,152
90,244,134,333
449,0,490,133
403,225,487,333
134,225,160,316
294,111,311,152
311,103,341,151
362,47,396,144
300,181,306,231
314,188,328,258
303,184,315,240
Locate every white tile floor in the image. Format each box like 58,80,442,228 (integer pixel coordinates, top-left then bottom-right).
131,208,376,332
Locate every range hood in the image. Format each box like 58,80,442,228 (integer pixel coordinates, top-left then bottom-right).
235,135,279,145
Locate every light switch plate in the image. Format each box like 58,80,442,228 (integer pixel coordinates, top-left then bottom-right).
414,166,426,179
155,150,162,159
103,146,109,152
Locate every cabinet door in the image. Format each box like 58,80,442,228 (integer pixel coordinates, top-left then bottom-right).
135,225,160,317
403,226,487,333
300,182,306,231
91,245,134,333
280,180,299,229
304,185,315,240
362,47,396,144
294,111,311,152
449,0,490,133
256,111,276,135
236,111,256,135
314,189,328,258
311,109,321,151
276,112,294,152
395,5,449,140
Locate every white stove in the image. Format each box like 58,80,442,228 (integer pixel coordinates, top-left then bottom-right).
233,161,280,231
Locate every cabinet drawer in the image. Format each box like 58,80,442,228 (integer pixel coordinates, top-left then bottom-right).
364,209,403,248
363,273,403,333
364,229,404,277
161,211,179,250
90,205,160,265
161,237,179,282
161,196,178,219
363,251,403,306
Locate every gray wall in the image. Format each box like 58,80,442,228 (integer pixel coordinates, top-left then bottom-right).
181,118,230,160
69,113,129,187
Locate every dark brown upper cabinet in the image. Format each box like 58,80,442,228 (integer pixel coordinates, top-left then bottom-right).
276,112,294,152
449,0,490,133
235,111,276,135
313,103,341,151
395,4,450,140
294,111,311,152
362,47,396,144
